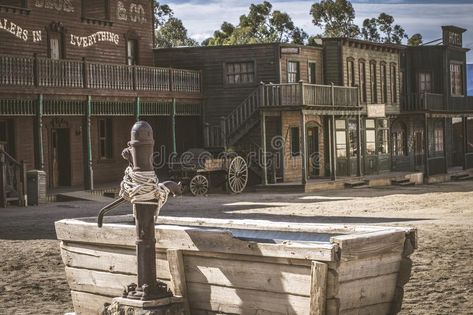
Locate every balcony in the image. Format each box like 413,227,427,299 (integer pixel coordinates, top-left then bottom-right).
402,93,473,112
260,83,360,108
0,54,202,98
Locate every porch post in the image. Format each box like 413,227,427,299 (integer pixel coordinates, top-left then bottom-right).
135,96,141,121
84,96,94,191
357,111,362,176
260,110,268,185
463,116,468,170
300,110,307,185
423,113,429,178
0,146,6,208
34,94,44,170
171,98,177,153
443,117,448,174
330,83,337,181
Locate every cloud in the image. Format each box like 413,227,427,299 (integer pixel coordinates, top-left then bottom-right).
168,1,473,62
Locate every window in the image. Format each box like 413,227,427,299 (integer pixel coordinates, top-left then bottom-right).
359,60,367,103
290,127,300,156
391,121,407,156
365,119,376,155
347,59,355,87
308,62,317,84
450,63,464,96
48,33,63,60
287,61,300,83
380,63,388,104
335,120,347,158
99,118,113,159
348,120,358,157
418,72,432,93
430,120,444,155
127,39,138,65
377,119,389,155
369,62,377,103
225,61,255,85
391,64,398,103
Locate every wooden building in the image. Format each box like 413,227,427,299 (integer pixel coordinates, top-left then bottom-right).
398,26,473,176
0,0,203,198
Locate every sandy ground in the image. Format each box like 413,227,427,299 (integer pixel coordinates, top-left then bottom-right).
1,181,473,314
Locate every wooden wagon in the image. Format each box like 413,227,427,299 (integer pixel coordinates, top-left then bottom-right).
56,216,416,315
168,149,248,196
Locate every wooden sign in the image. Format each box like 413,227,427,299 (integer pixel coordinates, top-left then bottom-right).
367,104,386,118
35,0,74,12
0,18,42,42
281,47,300,54
70,32,120,48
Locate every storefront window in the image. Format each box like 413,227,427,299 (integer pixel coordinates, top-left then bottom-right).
392,121,407,156
430,119,444,155
336,120,347,158
348,120,358,157
377,119,389,154
365,119,376,156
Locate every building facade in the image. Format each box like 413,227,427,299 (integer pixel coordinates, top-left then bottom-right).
0,0,203,198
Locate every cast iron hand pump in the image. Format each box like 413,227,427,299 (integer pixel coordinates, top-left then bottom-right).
97,121,181,301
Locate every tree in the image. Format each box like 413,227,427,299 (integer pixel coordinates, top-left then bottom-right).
310,0,360,38
155,17,198,48
361,13,407,44
204,1,307,46
153,2,197,48
408,33,423,46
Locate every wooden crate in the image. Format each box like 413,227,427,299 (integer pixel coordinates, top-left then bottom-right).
55,216,416,315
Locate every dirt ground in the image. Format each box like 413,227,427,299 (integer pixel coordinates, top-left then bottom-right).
1,181,472,315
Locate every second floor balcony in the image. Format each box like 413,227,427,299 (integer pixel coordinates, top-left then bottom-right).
402,92,473,112
0,54,202,98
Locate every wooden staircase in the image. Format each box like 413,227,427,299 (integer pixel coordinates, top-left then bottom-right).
0,146,27,207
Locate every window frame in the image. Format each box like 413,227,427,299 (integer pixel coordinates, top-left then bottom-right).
369,61,377,104
223,60,256,86
308,61,317,84
390,63,398,104
359,59,367,103
391,121,407,157
290,126,300,157
346,58,355,87
450,61,464,97
98,118,113,160
418,71,432,94
287,60,300,83
380,62,388,104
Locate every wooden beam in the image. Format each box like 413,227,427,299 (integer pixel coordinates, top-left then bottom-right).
171,98,177,153
84,96,93,191
463,117,468,170
34,94,44,170
301,109,307,185
0,150,6,208
423,113,429,178
260,110,268,185
167,249,191,313
310,261,328,315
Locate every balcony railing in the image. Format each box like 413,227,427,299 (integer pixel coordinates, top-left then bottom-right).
261,83,359,108
402,93,473,112
0,54,201,94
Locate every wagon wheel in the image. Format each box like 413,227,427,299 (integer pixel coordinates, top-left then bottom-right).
189,174,209,196
227,156,248,194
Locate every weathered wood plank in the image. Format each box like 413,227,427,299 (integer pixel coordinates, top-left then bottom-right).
331,229,406,261
183,255,311,296
310,261,328,315
55,220,338,261
60,242,170,279
336,253,401,283
71,290,111,315
340,302,391,315
187,282,310,315
167,249,191,313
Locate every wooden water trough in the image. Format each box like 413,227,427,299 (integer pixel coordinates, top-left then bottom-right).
55,216,416,315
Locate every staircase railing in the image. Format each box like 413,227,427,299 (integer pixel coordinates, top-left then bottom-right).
0,146,27,208
224,87,261,141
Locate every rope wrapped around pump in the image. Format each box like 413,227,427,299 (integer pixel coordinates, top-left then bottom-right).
119,166,171,217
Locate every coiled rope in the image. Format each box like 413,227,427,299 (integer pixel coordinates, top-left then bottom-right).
119,166,170,217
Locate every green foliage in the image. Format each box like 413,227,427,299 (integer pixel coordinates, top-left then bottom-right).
310,0,360,38
154,1,198,48
361,13,408,44
408,33,423,46
204,1,308,46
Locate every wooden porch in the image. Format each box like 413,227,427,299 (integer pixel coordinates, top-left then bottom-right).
402,92,473,112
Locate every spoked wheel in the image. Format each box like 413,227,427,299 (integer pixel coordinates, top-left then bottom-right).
189,174,209,196
227,156,248,194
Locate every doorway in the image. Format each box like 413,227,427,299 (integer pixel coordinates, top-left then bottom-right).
307,126,320,177
51,128,71,187
451,117,464,167
413,131,424,171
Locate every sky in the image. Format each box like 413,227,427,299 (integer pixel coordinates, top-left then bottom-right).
468,65,473,96
165,0,473,63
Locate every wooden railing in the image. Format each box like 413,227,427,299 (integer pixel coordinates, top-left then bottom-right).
0,54,201,94
0,146,27,208
260,83,359,108
225,87,261,138
402,93,473,112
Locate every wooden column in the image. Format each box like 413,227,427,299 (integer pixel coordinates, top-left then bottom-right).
220,117,227,149
84,96,94,191
0,148,6,208
463,117,468,170
260,110,268,185
171,98,177,154
309,261,328,315
135,96,141,121
330,84,337,180
443,117,448,173
34,94,44,170
423,113,429,178
300,110,307,185
357,111,363,176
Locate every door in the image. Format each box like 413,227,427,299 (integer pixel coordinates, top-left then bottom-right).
364,119,377,175
51,128,71,187
307,126,320,177
413,131,424,171
451,117,464,167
